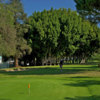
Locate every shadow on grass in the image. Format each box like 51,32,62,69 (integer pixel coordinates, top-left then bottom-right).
65,96,100,100
69,76,92,78
64,66,98,69
64,79,100,87
0,65,99,76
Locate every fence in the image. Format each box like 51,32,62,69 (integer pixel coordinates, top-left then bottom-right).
0,62,14,69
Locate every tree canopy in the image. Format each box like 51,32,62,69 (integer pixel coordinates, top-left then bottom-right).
26,8,100,65
0,0,31,67
0,0,99,66
0,1,16,56
74,0,100,24
74,0,100,64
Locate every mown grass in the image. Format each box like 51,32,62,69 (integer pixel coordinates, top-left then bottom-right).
0,65,100,100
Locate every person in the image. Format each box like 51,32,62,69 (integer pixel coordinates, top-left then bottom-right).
59,59,64,72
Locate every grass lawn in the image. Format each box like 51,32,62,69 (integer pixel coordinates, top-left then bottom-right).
0,65,100,100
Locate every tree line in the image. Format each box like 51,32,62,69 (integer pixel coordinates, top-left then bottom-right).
24,8,100,65
0,0,100,66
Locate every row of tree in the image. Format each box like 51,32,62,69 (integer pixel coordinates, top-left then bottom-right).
0,0,100,66
24,8,100,65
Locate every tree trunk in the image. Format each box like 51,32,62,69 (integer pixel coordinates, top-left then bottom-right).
80,58,86,64
78,57,81,64
98,64,100,67
14,56,18,67
36,57,42,66
56,57,57,65
72,57,75,64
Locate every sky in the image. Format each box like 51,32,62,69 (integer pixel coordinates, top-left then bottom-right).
21,0,76,16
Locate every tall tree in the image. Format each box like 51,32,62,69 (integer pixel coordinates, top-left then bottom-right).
74,0,100,63
26,8,61,65
0,1,16,56
74,0,100,24
26,8,100,65
8,0,31,67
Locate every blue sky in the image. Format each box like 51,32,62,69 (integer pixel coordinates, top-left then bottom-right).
21,0,76,16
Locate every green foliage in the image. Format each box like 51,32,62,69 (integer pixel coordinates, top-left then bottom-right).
0,1,16,56
26,8,100,65
26,9,61,65
8,0,31,58
90,49,100,62
0,0,31,67
74,0,100,61
74,0,100,23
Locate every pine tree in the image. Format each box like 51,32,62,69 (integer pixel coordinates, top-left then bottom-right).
8,0,31,67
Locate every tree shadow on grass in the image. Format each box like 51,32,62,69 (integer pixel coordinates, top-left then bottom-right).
65,96,100,100
0,65,98,76
69,76,92,78
64,79,100,87
64,66,98,69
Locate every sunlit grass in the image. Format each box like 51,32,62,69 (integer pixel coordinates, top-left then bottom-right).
0,65,100,100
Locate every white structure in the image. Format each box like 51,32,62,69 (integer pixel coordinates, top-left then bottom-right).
0,56,2,64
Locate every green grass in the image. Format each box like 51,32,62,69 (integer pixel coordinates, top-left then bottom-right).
0,65,100,100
